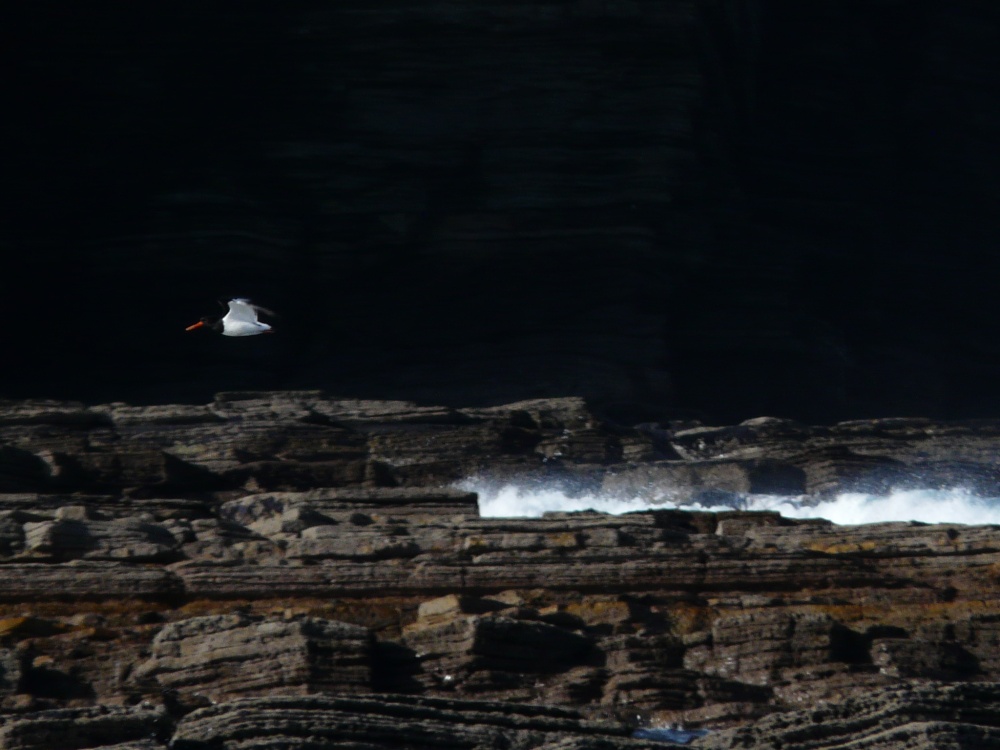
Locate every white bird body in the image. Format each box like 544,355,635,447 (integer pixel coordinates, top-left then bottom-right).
220,298,272,336
186,298,276,336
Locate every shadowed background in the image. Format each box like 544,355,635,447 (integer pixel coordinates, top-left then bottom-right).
5,1,1000,424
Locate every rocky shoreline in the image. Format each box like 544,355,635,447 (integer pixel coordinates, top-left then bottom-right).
1,392,1000,748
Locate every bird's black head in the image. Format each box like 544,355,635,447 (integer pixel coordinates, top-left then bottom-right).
185,316,223,333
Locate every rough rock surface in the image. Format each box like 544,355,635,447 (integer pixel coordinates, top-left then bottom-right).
0,394,1000,748
698,683,1000,750
134,615,373,709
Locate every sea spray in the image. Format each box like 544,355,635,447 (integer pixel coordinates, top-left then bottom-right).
461,480,1000,526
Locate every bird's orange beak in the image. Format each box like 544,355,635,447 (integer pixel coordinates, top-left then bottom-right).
185,321,205,331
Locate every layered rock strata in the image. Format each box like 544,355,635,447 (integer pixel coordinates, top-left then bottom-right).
0,393,999,747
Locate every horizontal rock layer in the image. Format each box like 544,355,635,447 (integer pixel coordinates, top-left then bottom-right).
0,395,998,748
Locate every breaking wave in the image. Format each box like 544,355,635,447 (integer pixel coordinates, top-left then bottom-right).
462,482,1000,526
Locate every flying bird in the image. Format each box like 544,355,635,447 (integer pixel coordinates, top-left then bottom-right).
185,298,276,336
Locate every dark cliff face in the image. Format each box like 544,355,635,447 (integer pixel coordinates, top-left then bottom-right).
6,2,1000,423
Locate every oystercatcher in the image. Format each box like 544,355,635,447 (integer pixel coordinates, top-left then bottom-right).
185,298,275,336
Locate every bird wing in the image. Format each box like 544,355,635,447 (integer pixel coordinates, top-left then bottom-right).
249,302,277,318
226,298,260,323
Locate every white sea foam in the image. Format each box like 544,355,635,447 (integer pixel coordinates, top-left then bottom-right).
463,481,1000,526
